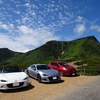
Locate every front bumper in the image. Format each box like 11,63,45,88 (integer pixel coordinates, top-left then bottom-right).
41,76,61,82
63,70,76,76
0,80,29,90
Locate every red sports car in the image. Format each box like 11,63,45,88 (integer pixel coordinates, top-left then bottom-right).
48,61,77,76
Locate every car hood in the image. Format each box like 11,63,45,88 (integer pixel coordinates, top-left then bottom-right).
40,69,59,76
64,66,75,70
0,72,28,81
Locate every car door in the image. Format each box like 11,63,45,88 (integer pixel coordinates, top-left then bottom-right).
50,62,60,72
30,65,37,79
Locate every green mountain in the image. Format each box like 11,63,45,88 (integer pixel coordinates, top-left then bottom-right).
0,48,20,62
0,36,100,68
61,36,100,59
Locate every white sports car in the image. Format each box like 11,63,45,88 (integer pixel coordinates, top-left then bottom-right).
0,66,29,90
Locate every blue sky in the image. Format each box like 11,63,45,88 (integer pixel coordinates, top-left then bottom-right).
0,0,100,52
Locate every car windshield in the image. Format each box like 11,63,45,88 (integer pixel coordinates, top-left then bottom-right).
1,66,22,73
59,62,69,66
37,65,51,70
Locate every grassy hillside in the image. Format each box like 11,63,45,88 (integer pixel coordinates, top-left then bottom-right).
61,38,86,60
2,40,67,67
61,36,100,60
0,48,21,63
76,57,100,75
0,36,100,72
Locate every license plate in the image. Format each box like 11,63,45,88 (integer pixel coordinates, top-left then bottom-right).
53,77,57,80
13,83,19,86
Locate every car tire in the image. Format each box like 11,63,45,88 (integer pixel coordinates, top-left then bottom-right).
60,71,63,76
37,74,41,83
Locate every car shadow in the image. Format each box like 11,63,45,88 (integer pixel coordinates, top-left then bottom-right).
42,79,65,84
70,74,80,77
0,83,34,93
63,74,80,77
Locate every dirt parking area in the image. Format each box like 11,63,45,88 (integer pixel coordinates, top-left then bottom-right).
0,75,100,100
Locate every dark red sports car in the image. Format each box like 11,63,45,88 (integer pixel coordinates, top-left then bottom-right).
48,61,77,76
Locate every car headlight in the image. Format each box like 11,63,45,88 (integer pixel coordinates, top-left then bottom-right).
23,77,29,80
63,67,67,70
0,80,7,82
63,68,69,72
42,73,49,76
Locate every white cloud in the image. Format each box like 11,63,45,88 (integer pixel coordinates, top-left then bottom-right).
25,3,30,7
14,10,20,14
1,24,8,30
0,22,14,31
90,25,100,32
76,16,83,22
73,24,86,36
18,26,33,35
75,16,88,24
0,34,28,52
0,25,60,52
16,26,59,46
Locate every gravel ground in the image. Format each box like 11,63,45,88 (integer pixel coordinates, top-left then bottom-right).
56,76,100,100
0,76,100,100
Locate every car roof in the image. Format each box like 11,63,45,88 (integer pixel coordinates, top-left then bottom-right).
32,64,47,65
31,64,48,67
50,61,65,63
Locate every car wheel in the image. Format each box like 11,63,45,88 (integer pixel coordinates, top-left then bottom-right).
37,74,41,83
74,73,77,76
60,71,63,76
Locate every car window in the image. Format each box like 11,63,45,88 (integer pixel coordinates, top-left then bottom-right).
51,62,59,67
37,65,51,70
59,62,69,66
1,66,22,73
31,65,36,69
